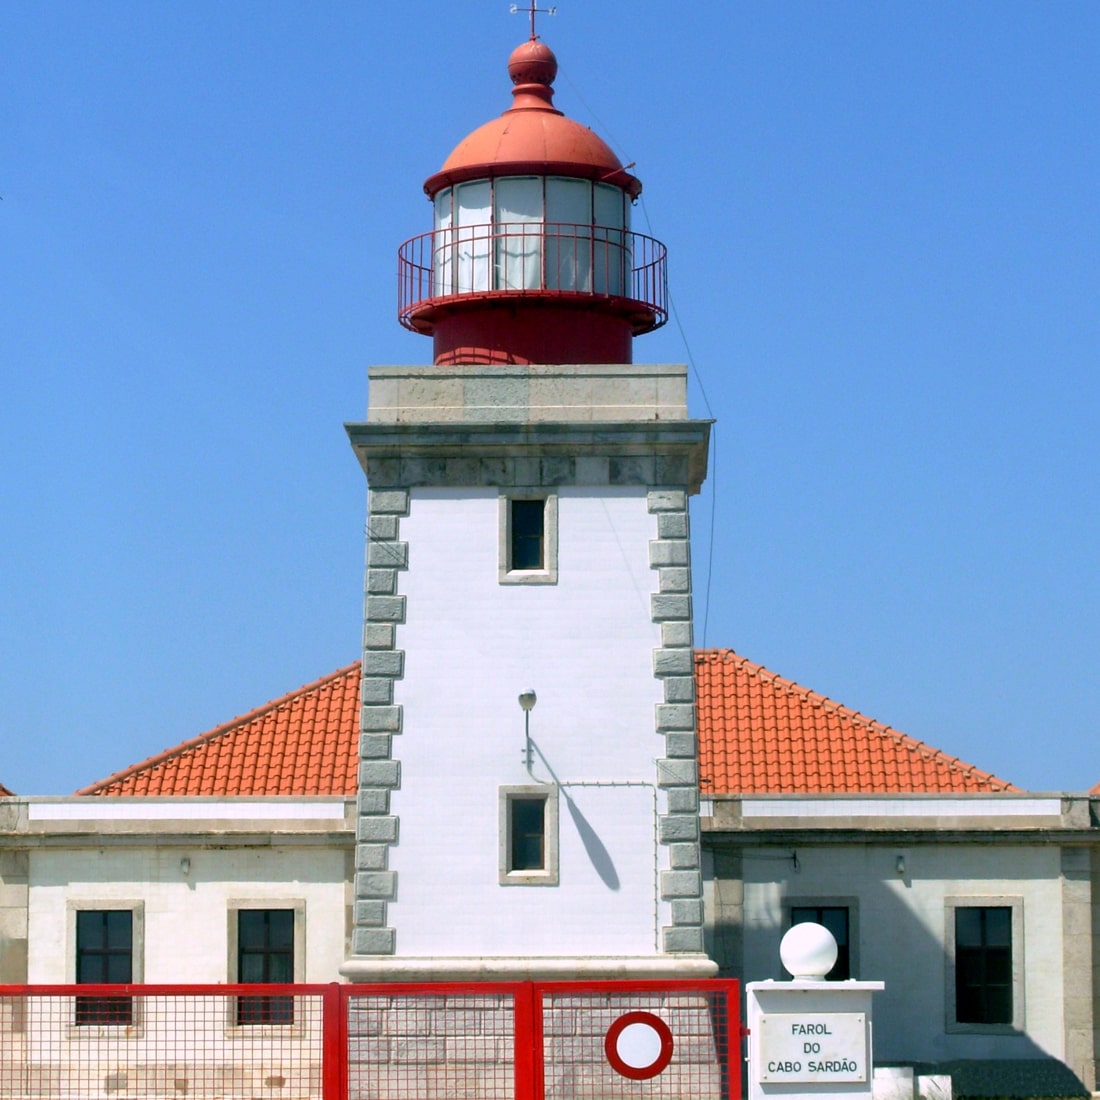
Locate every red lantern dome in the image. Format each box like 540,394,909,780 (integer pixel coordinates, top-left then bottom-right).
398,37,667,366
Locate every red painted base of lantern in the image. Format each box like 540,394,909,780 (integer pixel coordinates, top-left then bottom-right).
429,301,636,366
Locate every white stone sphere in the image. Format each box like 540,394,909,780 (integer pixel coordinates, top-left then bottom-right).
780,922,838,980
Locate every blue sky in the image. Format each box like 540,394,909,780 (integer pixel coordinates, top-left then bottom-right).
2,2,1097,796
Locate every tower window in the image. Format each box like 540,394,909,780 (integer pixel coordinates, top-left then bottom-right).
499,786,559,885
510,798,546,870
511,499,545,570
499,492,558,584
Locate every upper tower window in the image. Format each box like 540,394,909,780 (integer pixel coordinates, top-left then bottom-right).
499,491,557,585
432,177,630,297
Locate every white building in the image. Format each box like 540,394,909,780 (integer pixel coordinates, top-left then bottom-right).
3,651,1096,1091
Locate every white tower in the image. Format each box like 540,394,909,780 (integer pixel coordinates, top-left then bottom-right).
342,32,713,981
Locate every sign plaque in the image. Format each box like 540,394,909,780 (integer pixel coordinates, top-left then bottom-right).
758,1012,868,1083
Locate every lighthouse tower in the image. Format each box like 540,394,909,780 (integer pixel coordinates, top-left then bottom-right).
342,29,713,981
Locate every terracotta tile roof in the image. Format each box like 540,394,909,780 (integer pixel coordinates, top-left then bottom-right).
696,649,1017,795
77,664,361,797
0,781,13,797
77,650,1017,798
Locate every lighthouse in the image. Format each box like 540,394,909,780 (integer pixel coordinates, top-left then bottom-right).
342,27,713,981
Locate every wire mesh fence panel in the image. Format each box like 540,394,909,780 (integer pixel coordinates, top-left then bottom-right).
540,986,737,1100
0,987,326,1100
346,990,515,1100
1,979,737,1100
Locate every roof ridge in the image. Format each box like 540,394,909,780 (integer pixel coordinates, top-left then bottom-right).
694,647,1018,792
75,662,362,796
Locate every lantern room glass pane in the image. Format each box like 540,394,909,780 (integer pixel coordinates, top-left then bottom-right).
594,183,628,295
494,177,543,290
546,178,592,291
455,180,491,293
433,187,454,295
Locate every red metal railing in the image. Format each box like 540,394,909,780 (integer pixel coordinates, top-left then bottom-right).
398,223,668,334
0,979,739,1100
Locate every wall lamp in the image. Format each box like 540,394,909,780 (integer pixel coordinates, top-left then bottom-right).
518,689,537,770
896,854,906,876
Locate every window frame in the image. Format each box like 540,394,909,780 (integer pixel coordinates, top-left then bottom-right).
945,896,1024,1034
499,785,559,886
782,897,858,982
499,491,558,585
66,901,144,1033
227,901,306,1031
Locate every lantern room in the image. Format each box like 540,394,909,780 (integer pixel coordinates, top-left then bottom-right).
398,36,668,366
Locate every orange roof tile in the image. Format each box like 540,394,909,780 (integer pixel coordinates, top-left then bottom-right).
78,650,1017,798
0,781,13,797
78,664,361,797
696,649,1017,795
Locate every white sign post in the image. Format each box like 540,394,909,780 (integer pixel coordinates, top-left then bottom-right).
747,923,884,1100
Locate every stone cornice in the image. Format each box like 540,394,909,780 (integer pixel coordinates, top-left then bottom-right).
347,420,712,494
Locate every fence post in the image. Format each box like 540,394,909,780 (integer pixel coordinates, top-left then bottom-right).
513,981,545,1100
323,982,347,1100
728,980,743,1100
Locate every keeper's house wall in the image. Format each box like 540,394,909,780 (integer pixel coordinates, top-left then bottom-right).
703,794,1096,1087
738,843,1063,1062
10,797,355,985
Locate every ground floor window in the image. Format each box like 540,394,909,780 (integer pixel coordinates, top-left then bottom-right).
954,906,1012,1024
230,906,300,1025
788,905,851,980
74,908,135,1026
946,896,1023,1032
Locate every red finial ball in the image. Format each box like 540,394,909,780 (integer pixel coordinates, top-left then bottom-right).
508,40,557,87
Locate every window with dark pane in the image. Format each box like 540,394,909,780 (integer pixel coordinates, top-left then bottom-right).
510,797,546,871
790,906,850,980
510,499,545,570
955,906,1012,1024
237,909,295,1024
75,909,133,1025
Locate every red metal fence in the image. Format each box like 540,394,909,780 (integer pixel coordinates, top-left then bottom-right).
0,979,739,1100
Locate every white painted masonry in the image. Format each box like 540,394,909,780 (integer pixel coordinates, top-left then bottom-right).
390,485,664,957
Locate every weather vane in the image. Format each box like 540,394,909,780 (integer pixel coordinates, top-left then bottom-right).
510,2,557,40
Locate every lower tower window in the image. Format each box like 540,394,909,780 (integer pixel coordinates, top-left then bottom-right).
510,798,546,870
499,785,559,885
